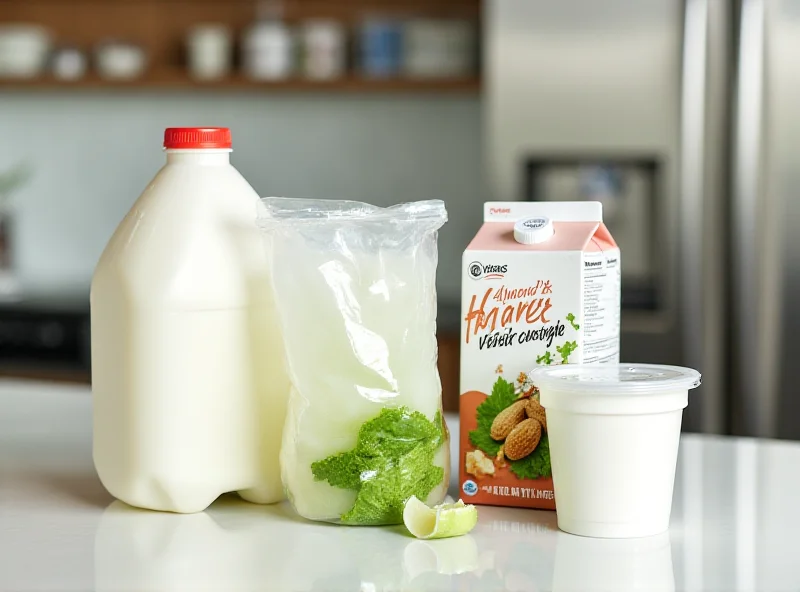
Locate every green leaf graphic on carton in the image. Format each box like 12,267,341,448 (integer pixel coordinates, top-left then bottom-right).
556,340,578,364
469,377,552,479
536,351,553,366
566,312,580,331
311,407,446,525
469,377,517,457
508,436,551,479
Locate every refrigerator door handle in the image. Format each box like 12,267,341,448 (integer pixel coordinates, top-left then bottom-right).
733,0,771,437
680,0,727,433
679,0,708,427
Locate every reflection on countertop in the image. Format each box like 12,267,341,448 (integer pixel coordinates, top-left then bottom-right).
3,380,800,591
95,499,492,591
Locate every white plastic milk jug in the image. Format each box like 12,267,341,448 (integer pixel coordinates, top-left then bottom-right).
91,127,288,513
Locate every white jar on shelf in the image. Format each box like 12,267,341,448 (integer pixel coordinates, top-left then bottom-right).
187,24,232,80
95,41,146,80
300,20,345,80
52,47,87,81
402,19,477,79
0,24,51,79
242,20,294,80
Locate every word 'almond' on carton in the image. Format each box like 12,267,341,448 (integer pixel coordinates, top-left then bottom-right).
459,201,621,509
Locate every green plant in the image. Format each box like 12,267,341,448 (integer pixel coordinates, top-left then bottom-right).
0,163,32,210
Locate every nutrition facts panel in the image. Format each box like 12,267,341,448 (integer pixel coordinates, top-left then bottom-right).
582,250,621,363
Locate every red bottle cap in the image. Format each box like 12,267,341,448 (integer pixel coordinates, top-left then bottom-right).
163,127,232,149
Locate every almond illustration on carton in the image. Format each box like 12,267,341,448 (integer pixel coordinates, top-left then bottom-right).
490,399,528,440
504,418,542,461
525,398,547,433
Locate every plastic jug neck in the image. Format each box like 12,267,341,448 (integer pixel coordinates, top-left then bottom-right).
165,149,232,166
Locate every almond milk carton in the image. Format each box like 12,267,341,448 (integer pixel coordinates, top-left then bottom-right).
459,201,620,509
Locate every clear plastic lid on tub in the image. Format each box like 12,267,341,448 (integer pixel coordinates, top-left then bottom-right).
530,364,701,395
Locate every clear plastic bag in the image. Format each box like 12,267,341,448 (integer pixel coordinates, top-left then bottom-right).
259,198,449,525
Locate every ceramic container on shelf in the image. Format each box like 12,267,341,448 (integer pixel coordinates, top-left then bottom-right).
95,41,146,80
0,24,51,78
242,19,294,80
402,19,477,79
51,47,88,81
300,20,345,80
358,17,402,78
186,24,232,80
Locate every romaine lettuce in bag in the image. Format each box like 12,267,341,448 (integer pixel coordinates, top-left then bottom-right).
259,198,449,524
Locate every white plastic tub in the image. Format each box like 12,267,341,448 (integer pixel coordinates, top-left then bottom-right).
532,364,701,538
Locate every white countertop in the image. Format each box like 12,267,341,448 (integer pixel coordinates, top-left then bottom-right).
1,380,798,592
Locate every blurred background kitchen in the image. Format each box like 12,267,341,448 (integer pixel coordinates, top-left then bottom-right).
1,0,797,440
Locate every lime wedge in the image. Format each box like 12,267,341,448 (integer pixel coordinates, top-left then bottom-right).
402,495,478,540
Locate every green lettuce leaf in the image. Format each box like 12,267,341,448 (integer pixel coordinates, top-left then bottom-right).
308,450,371,491
311,407,446,525
341,442,444,525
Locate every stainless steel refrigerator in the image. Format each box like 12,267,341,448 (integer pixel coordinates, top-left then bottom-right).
485,0,800,438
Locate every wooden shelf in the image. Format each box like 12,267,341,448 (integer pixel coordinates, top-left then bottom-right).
0,365,90,385
0,72,480,93
1,0,481,94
